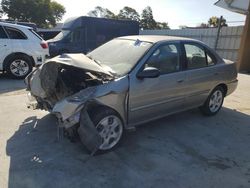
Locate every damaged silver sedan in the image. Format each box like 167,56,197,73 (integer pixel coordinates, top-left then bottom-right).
25,36,238,152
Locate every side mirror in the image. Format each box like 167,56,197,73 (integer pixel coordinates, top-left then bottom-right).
137,67,160,79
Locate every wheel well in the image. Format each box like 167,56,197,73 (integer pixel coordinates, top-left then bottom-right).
217,84,228,96
86,102,123,124
3,52,35,70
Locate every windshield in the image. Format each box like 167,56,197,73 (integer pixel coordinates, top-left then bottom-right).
88,39,152,76
53,30,70,40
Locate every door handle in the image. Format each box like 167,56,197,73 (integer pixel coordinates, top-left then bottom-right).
177,79,184,83
214,72,219,76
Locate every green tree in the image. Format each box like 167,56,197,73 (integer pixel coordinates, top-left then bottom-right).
140,6,157,29
208,16,228,27
87,6,116,19
49,1,65,25
117,6,140,22
156,22,170,29
1,0,65,28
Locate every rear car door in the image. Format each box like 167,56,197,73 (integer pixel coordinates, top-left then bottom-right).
4,26,29,54
0,26,12,70
182,42,219,108
128,42,187,126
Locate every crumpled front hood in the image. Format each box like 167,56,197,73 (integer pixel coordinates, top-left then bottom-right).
48,53,114,77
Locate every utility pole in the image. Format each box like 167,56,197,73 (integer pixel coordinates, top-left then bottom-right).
214,16,223,50
238,3,250,72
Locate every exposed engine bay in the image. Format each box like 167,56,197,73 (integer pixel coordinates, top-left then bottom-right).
26,54,114,111
36,62,106,110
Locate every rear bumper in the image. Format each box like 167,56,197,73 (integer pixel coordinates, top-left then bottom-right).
226,79,238,96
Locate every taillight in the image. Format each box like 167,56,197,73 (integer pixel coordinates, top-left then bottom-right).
40,41,48,49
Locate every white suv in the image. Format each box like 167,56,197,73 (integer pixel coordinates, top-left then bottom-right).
0,22,49,79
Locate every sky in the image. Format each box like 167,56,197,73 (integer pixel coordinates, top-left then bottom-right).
55,0,246,29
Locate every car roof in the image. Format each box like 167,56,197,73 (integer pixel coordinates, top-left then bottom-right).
119,35,199,43
0,21,32,29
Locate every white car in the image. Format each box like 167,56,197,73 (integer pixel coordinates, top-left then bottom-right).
0,22,49,79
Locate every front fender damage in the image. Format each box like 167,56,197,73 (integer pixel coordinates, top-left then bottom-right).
52,77,129,153
26,55,129,153
52,76,128,124
77,108,102,154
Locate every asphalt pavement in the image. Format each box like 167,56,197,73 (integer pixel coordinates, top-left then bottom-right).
0,73,250,188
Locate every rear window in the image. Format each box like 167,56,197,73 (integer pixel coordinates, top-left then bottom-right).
184,43,207,69
29,29,43,40
5,27,27,39
206,50,217,66
0,26,8,39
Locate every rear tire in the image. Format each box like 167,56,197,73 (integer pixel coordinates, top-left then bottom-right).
5,55,32,79
200,86,225,116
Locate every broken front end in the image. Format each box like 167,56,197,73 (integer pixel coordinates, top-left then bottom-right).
25,54,129,152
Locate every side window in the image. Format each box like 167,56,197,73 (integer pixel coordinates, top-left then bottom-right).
206,51,217,66
68,28,82,43
145,44,180,74
184,44,207,69
0,26,8,39
5,27,27,40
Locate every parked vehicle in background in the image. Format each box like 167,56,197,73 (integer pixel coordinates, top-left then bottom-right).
0,20,37,31
26,36,238,152
0,22,49,79
47,16,139,57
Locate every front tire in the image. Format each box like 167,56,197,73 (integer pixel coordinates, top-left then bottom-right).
91,107,124,151
200,86,225,116
6,55,32,79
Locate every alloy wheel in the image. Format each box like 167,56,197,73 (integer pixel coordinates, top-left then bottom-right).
96,115,123,150
10,59,30,77
209,90,223,113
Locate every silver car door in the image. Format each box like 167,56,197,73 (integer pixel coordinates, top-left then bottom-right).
128,42,187,126
183,42,220,108
0,26,12,70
